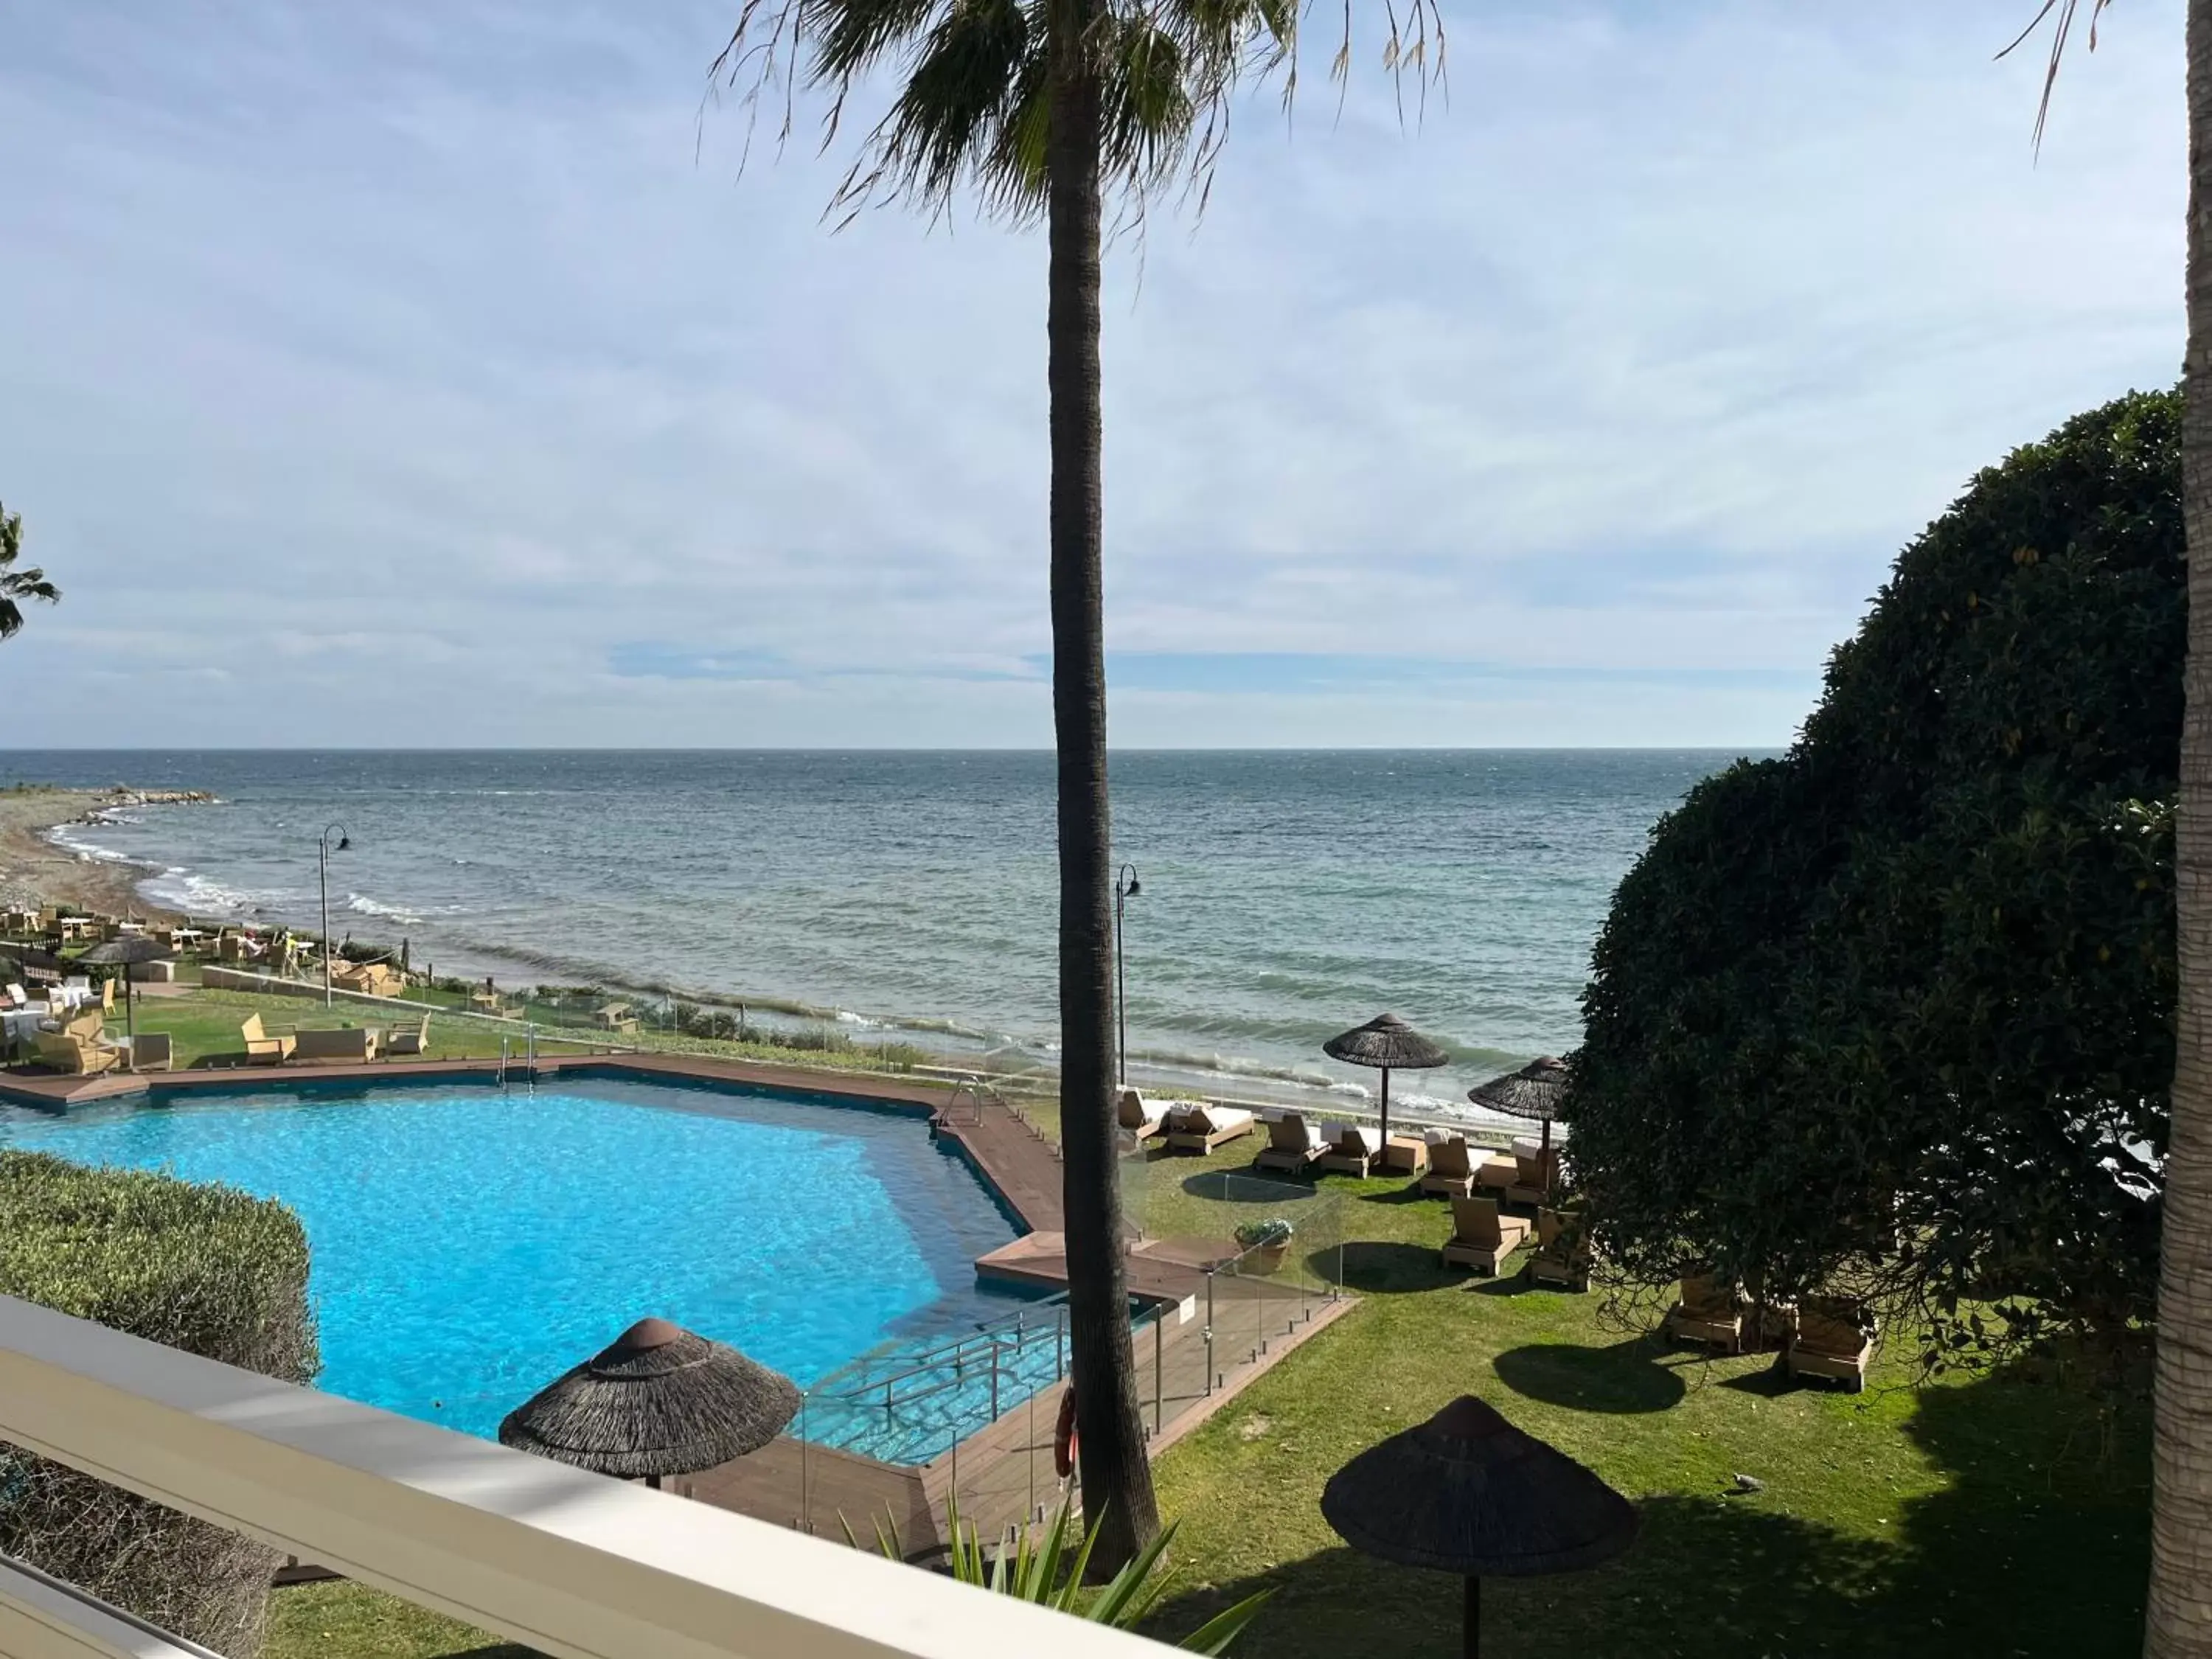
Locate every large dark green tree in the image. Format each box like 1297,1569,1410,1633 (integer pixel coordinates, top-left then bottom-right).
0,502,60,641
1571,389,2180,1358
709,0,1439,1568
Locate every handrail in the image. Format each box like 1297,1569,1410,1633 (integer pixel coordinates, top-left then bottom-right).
0,1294,1172,1659
933,1074,1004,1131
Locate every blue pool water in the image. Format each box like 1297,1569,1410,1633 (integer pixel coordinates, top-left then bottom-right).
0,1075,1036,1458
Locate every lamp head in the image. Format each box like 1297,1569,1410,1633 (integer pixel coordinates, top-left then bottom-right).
1125,874,1141,897
336,833,350,852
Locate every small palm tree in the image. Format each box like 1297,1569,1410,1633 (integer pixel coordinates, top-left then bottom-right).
710,0,1439,1570
0,503,59,641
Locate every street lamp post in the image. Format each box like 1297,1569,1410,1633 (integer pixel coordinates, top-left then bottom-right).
1113,864,1141,1088
319,823,350,1007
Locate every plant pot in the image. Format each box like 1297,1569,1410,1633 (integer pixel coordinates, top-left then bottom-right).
1248,1242,1290,1276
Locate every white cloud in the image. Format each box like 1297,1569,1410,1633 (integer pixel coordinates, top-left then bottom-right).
0,0,2183,745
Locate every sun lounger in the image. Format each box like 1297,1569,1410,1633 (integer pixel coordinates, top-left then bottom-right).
1164,1102,1256,1154
1506,1144,1562,1207
240,1014,296,1065
1254,1111,1329,1172
1787,1296,1878,1391
33,1028,120,1077
4,984,25,1009
332,961,406,998
127,1032,173,1072
1666,1274,1746,1353
1441,1194,1532,1275
1419,1133,1480,1197
293,1026,380,1063
1117,1087,1167,1145
1526,1207,1592,1291
1316,1121,1388,1177
386,1015,431,1057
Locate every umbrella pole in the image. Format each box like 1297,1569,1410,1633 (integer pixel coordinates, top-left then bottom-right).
1380,1067,1391,1147
1540,1116,1552,1202
1464,1573,1480,1658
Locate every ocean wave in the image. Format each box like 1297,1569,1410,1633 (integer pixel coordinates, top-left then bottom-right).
44,825,137,866
345,889,467,929
139,868,264,917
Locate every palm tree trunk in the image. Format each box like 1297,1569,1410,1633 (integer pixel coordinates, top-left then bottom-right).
1045,0,1160,1575
2154,3,2212,1649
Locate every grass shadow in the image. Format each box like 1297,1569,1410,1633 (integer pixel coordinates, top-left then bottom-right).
1354,1180,1433,1207
1491,1338,1687,1414
1716,1354,1800,1397
1179,1168,1304,1203
1143,1497,1879,1658
1314,1239,1458,1294
1138,1353,2149,1658
1470,1267,1542,1297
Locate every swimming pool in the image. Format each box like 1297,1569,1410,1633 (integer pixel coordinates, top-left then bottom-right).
0,1074,1040,1461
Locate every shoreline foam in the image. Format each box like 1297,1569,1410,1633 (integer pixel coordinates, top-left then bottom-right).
4,785,1546,1116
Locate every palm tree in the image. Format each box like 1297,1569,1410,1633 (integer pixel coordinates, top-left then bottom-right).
709,0,1439,1569
2015,1,2212,1646
0,502,60,641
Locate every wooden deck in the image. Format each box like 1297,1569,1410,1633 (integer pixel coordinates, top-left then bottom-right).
1,1047,1359,1561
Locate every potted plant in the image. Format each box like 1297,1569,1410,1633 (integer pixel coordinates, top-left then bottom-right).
1235,1217,1295,1275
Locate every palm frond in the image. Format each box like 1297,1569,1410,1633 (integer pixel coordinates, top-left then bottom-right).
712,0,1444,228
0,504,58,641
1996,0,2116,155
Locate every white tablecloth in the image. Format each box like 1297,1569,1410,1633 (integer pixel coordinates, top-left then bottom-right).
47,985,91,1013
3,1008,53,1048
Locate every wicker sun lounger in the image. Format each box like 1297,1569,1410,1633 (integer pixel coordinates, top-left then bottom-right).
1254,1112,1329,1173
1164,1102,1256,1155
1440,1194,1532,1276
240,1014,296,1065
1786,1297,1878,1391
1316,1122,1388,1178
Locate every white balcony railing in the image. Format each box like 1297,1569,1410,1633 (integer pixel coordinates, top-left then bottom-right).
0,1294,1174,1659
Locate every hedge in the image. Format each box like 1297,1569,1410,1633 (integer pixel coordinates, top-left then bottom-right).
0,1149,318,1657
1572,386,2180,1363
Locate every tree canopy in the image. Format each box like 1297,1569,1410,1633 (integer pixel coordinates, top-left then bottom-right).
1571,389,2181,1360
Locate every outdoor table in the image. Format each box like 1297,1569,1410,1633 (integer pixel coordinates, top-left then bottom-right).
170,928,206,947
1383,1135,1431,1175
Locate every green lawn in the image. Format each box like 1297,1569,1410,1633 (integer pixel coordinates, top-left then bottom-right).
260,1133,2152,1659
18,983,947,1079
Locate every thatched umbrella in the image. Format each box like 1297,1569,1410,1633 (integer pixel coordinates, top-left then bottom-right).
1322,1395,1638,1658
3,944,65,987
1323,1012,1449,1145
1467,1055,1573,1181
498,1318,800,1489
74,935,174,1044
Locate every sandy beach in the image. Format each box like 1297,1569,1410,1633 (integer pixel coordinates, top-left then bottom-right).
0,786,201,922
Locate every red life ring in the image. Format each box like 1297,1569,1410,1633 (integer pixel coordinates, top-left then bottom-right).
1053,1388,1079,1479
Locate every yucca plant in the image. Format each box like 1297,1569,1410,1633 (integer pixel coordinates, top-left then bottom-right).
845,1491,1270,1654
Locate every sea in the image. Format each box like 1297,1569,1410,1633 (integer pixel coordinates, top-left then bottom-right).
0,751,1751,1119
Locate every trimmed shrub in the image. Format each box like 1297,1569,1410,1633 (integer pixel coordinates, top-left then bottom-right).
1573,388,2180,1363
0,1151,318,1656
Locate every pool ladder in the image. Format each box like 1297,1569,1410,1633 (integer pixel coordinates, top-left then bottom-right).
495,1026,539,1092
934,1074,1006,1133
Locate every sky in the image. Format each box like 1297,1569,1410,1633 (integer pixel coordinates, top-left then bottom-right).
0,0,2185,748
